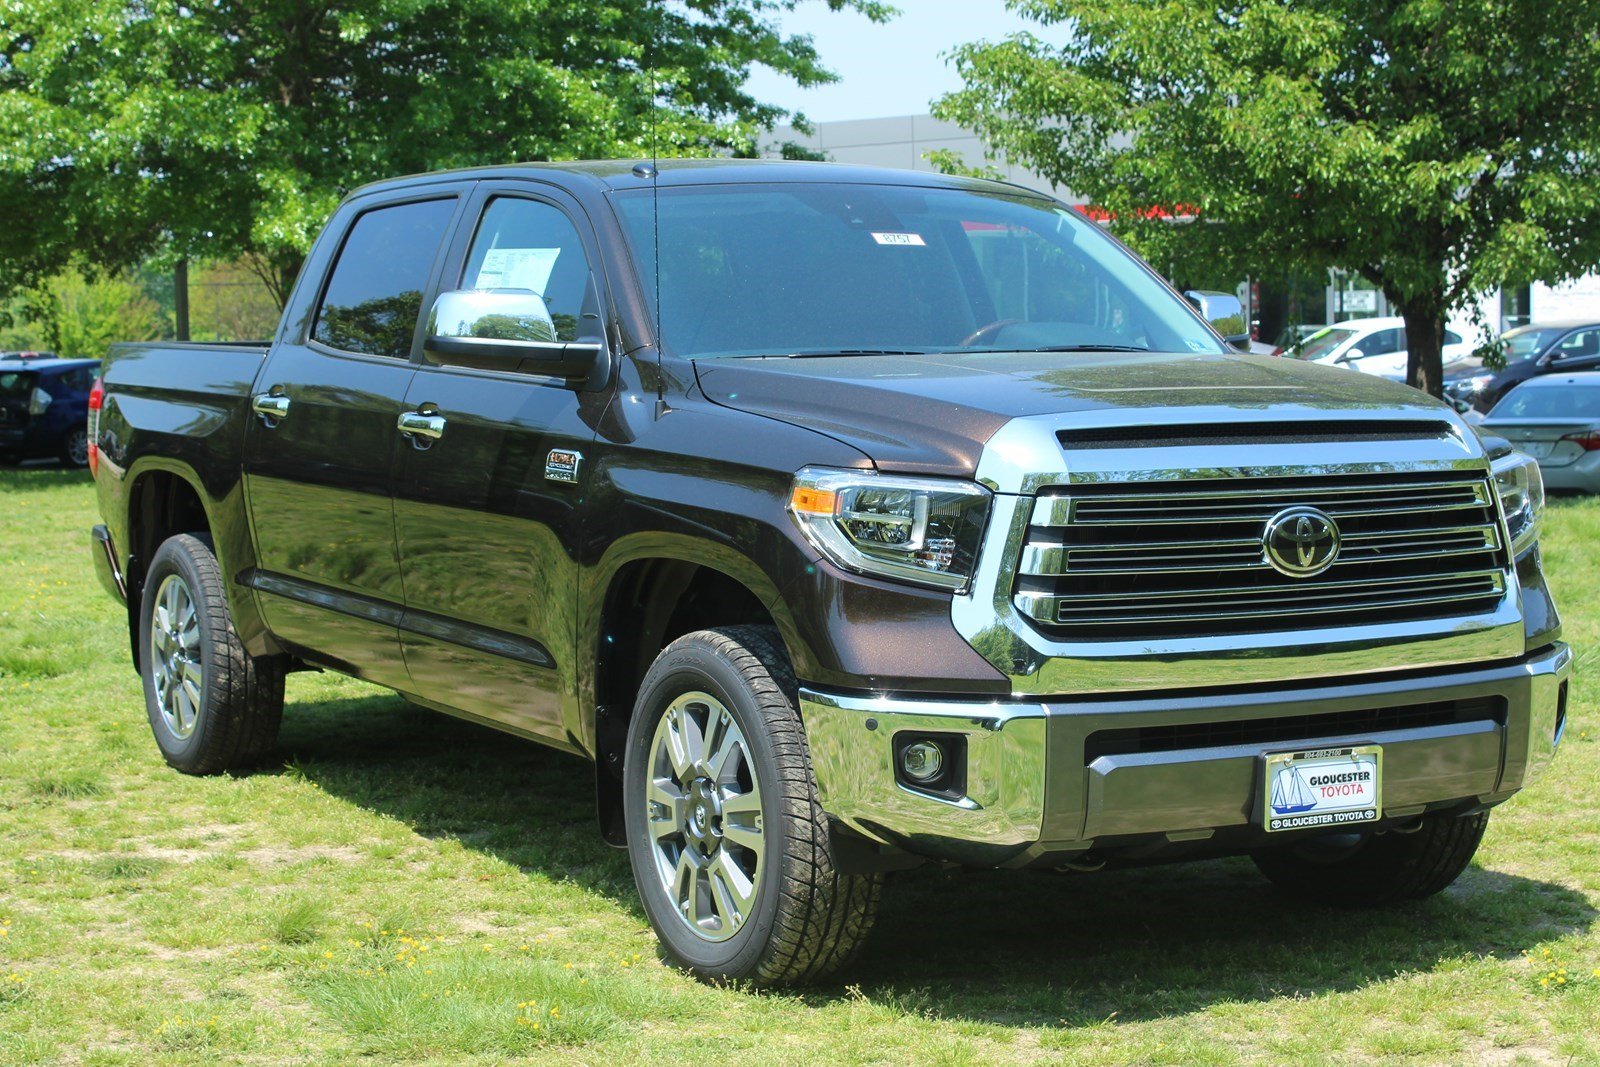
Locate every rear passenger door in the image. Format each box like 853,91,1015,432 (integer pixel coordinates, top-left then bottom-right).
242,191,463,687
390,184,613,745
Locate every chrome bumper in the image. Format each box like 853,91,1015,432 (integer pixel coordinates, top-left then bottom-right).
801,643,1572,867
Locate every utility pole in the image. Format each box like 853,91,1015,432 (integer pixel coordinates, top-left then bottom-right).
175,259,190,341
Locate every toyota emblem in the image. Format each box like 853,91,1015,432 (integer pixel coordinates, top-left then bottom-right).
1262,506,1341,577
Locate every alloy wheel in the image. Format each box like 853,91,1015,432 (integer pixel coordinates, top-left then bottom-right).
644,691,765,942
149,573,203,740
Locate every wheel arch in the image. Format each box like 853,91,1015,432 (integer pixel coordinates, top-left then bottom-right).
585,536,803,846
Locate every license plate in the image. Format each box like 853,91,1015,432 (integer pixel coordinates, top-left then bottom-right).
1263,745,1382,832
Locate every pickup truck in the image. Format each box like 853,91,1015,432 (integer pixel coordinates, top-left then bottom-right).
89,160,1571,985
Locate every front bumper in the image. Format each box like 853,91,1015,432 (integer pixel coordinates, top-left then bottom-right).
802,642,1572,867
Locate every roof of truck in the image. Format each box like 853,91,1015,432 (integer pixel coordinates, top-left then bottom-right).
348,157,1047,200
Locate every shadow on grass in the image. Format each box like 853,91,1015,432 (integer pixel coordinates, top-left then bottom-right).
281,691,1594,1026
0,465,91,490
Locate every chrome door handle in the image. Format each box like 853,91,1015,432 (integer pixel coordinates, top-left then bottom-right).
252,392,290,425
397,410,446,443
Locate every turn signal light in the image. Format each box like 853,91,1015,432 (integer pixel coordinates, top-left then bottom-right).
1560,430,1600,452
87,377,104,476
789,485,838,515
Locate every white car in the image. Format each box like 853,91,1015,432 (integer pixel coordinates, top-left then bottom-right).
1284,316,1472,378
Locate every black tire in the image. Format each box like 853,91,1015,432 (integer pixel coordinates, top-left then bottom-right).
1252,811,1490,906
59,427,88,468
138,533,285,774
622,625,880,985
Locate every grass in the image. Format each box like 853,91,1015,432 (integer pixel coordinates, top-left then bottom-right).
0,464,1597,1065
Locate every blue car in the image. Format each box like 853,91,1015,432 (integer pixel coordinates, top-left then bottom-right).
0,356,100,467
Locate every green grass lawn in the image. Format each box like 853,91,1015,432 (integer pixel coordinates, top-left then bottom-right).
1,466,1597,1066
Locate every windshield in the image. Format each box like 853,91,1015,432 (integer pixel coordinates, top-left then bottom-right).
1490,385,1600,419
1285,326,1357,362
612,183,1226,359
1500,327,1564,363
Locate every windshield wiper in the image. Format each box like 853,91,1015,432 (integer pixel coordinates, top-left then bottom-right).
734,348,935,359
1014,344,1151,353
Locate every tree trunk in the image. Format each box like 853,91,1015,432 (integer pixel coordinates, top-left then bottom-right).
174,258,190,341
1398,300,1446,398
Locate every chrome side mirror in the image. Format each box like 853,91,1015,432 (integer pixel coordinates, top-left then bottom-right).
1183,290,1249,348
424,289,601,379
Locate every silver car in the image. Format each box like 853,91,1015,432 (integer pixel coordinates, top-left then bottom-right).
1479,372,1600,492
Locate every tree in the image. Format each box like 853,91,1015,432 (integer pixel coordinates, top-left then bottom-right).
0,0,889,308
22,271,165,357
935,0,1600,395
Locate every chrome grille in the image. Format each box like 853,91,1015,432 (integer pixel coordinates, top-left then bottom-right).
1014,471,1508,638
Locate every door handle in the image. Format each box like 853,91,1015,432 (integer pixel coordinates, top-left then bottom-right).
252,392,290,425
397,410,446,444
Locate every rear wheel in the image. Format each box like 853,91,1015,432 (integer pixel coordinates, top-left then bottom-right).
623,625,880,985
1252,811,1490,906
139,534,285,774
59,428,88,468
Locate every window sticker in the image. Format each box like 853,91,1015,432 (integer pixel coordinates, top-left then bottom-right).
475,247,561,294
870,232,926,247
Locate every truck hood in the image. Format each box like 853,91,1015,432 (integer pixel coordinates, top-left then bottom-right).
694,350,1447,477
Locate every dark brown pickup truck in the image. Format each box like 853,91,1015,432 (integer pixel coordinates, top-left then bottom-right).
90,160,1569,984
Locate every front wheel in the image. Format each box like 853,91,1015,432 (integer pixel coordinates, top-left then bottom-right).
1252,810,1490,906
622,626,880,985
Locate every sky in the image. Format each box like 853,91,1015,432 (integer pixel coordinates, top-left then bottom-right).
742,0,1048,123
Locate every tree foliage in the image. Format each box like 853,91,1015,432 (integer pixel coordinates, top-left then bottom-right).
936,0,1600,394
21,271,165,357
0,0,889,306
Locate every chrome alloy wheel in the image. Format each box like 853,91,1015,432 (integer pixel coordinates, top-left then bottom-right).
149,573,203,740
644,691,765,943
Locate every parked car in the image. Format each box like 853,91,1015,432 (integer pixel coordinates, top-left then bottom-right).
0,355,99,467
1283,316,1472,378
1445,321,1600,413
88,160,1568,985
1478,373,1600,492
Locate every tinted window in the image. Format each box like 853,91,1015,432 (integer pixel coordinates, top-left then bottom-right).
1358,328,1403,356
0,371,36,397
1491,385,1600,418
1445,329,1463,345
314,199,457,358
460,199,596,343
1550,329,1600,362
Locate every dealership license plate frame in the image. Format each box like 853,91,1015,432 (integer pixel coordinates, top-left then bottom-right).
1261,744,1383,833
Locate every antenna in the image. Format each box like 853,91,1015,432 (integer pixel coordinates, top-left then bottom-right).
648,0,665,412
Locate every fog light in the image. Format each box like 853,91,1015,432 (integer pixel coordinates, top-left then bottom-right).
900,740,944,783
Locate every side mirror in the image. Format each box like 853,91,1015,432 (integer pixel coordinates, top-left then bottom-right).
1338,347,1366,363
1183,290,1249,347
424,289,601,379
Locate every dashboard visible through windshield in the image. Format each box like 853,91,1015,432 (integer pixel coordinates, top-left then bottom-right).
612,182,1226,360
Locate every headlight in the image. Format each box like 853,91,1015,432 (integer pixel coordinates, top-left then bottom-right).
789,467,991,591
1492,451,1544,556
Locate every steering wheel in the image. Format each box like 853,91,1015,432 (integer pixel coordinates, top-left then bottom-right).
959,318,1023,348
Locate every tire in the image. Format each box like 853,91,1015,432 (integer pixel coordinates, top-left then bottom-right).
59,427,88,468
622,625,881,985
138,533,285,774
1252,811,1490,907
